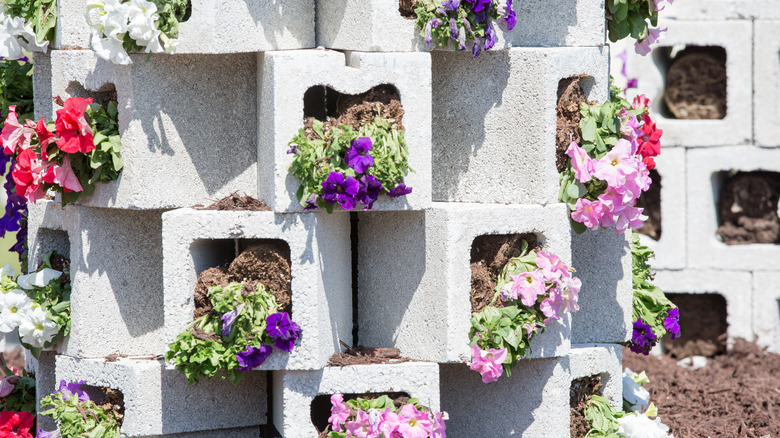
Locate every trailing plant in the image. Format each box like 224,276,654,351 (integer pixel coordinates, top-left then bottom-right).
606,0,671,56
468,242,581,383
326,394,448,437
39,380,121,438
165,282,301,385
0,0,55,61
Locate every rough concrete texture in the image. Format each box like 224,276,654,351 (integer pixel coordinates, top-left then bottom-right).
754,21,780,147
133,428,260,438
54,355,267,436
358,203,572,363
654,269,753,345
26,199,74,272
568,344,623,409
662,0,780,20
34,351,58,432
620,19,753,148
431,46,609,204
441,357,569,436
64,206,167,357
32,52,52,121
571,229,632,344
687,146,780,271
55,0,314,52
258,49,432,212
752,272,780,353
162,209,352,370
272,362,440,438
637,148,687,270
317,0,603,51
41,50,258,209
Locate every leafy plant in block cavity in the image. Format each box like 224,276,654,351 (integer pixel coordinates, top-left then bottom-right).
326,394,449,437
0,353,37,425
39,380,121,438
606,0,672,56
0,0,55,61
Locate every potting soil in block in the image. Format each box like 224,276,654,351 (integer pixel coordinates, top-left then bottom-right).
716,171,780,245
663,46,727,120
662,293,728,358
570,375,603,438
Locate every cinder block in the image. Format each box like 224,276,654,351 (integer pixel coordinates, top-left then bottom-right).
32,351,58,432
653,269,753,345
162,208,352,370
258,50,431,212
441,357,569,436
638,148,687,270
54,355,267,437
358,202,572,363
621,20,752,147
55,0,315,52
753,272,780,353
132,427,261,438
32,52,52,120
316,0,604,52
39,50,257,209
568,344,623,409
431,46,609,204
571,229,632,344
26,199,74,271
662,0,780,20
687,146,780,271
754,21,780,147
272,362,440,438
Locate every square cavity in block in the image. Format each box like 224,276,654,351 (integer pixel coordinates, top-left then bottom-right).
431,47,608,205
27,200,75,270
715,171,780,245
754,21,780,146
661,293,728,357
272,362,440,438
40,50,258,209
357,203,571,363
258,50,431,212
620,20,752,147
568,344,623,410
163,209,352,370
636,169,662,241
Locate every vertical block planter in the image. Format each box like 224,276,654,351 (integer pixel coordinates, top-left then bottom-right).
754,21,780,147
568,344,623,409
162,209,352,370
431,46,609,205
357,202,572,363
257,49,432,212
37,50,258,209
271,362,440,438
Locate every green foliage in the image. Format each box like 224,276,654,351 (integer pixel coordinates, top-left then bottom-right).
40,391,121,438
326,396,427,438
413,0,501,50
149,0,189,39
0,60,33,120
631,232,676,339
4,0,57,45
165,282,281,385
0,374,37,414
606,0,659,44
583,395,624,438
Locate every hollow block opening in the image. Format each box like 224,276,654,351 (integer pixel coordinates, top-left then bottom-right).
556,75,594,174
715,170,780,245
636,168,662,241
310,392,412,434
662,293,728,358
570,374,604,438
660,46,727,120
470,233,539,314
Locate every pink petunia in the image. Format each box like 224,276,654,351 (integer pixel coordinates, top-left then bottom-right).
469,344,507,384
396,404,433,438
344,409,375,438
635,27,666,56
535,251,566,283
613,205,647,234
328,393,351,433
377,408,401,438
566,141,594,183
50,155,84,193
571,198,605,230
510,270,547,307
431,411,449,438
593,139,638,188
1,106,36,155
653,0,673,11
632,95,651,111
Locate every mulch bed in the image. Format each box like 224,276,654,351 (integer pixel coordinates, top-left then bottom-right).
623,340,780,438
328,342,409,367
664,47,727,120
570,375,604,438
470,233,538,313
398,0,418,19
195,192,271,212
716,171,780,245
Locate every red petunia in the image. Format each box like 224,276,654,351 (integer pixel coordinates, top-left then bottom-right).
636,114,662,170
55,97,95,154
12,148,48,203
36,117,55,160
0,411,34,438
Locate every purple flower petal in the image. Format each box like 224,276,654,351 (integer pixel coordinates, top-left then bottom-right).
387,183,413,198
236,345,272,371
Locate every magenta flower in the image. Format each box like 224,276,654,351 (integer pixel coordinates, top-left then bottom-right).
396,404,433,438
535,251,566,283
619,109,644,145
593,139,637,188
431,410,448,438
566,141,594,183
377,407,402,437
635,27,666,56
510,270,547,307
469,343,507,384
344,409,373,438
56,380,90,402
664,308,681,340
653,0,673,11
345,137,375,174
358,174,384,210
328,393,351,433
632,94,651,111
235,345,272,371
612,205,647,234
571,198,605,230
50,155,84,193
266,312,301,352
321,171,360,210
1,105,35,155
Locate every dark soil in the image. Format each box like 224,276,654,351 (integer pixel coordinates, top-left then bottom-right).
196,192,270,212
635,169,662,241
556,75,591,173
87,386,125,427
716,171,780,245
470,233,539,314
398,0,417,19
44,253,71,286
664,47,727,120
623,340,780,438
328,342,409,366
193,241,292,318
311,392,413,436
570,375,604,438
662,293,728,358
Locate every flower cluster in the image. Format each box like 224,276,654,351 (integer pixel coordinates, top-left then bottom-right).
627,232,679,355
1,95,123,205
559,87,663,235
414,0,515,58
85,0,188,65
469,243,581,383
40,380,121,438
326,394,448,438
166,282,301,385
606,0,672,56
0,1,55,61
288,115,413,212
0,358,36,428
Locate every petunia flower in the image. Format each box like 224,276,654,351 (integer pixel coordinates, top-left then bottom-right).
510,270,547,307
344,137,375,174
235,344,272,371
663,307,681,340
55,97,95,154
18,306,59,348
55,380,91,402
220,304,243,337
571,198,605,230
265,312,301,352
387,183,412,198
0,289,31,332
344,409,373,438
321,172,359,210
0,376,14,397
357,174,384,210
15,268,62,290
593,139,638,188
622,369,650,413
396,404,433,438
0,411,34,438
617,412,674,438
628,318,658,355
1,106,35,155
634,27,666,56
566,141,594,183
637,114,662,170
328,393,351,433
431,410,449,438
468,343,507,384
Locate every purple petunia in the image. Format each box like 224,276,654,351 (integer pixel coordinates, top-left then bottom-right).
37,429,60,438
344,137,375,174
628,318,658,355
387,183,413,198
304,194,319,211
358,175,384,210
236,345,273,371
504,0,516,30
321,172,360,210
442,0,460,11
266,312,302,353
663,307,681,340
483,23,496,50
56,380,90,402
221,305,243,337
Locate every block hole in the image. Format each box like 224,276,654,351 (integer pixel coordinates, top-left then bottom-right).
556,75,595,173
398,0,418,19
301,84,404,130
65,81,118,112
570,374,604,438
715,170,780,245
659,45,727,120
81,384,125,427
181,1,192,22
310,392,412,434
662,293,728,358
189,238,292,317
635,169,662,241
470,233,541,313
33,229,70,275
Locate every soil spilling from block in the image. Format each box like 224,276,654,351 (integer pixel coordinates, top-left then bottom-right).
470,233,539,313
83,385,125,427
661,293,727,358
623,340,780,437
193,241,292,318
398,0,418,19
312,392,413,436
556,75,592,173
328,342,409,366
663,46,727,120
635,169,662,240
196,192,270,211
570,375,604,438
716,171,780,245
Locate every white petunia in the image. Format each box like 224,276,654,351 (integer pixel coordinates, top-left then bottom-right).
0,263,16,278
16,268,62,290
92,33,131,65
623,368,650,413
0,289,32,332
618,413,674,438
18,306,59,348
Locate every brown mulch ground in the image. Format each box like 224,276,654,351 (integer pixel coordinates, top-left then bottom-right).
664,47,727,120
470,233,539,313
94,387,125,427
623,340,780,438
328,342,409,367
556,75,591,173
570,375,604,438
716,171,780,245
196,192,271,212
